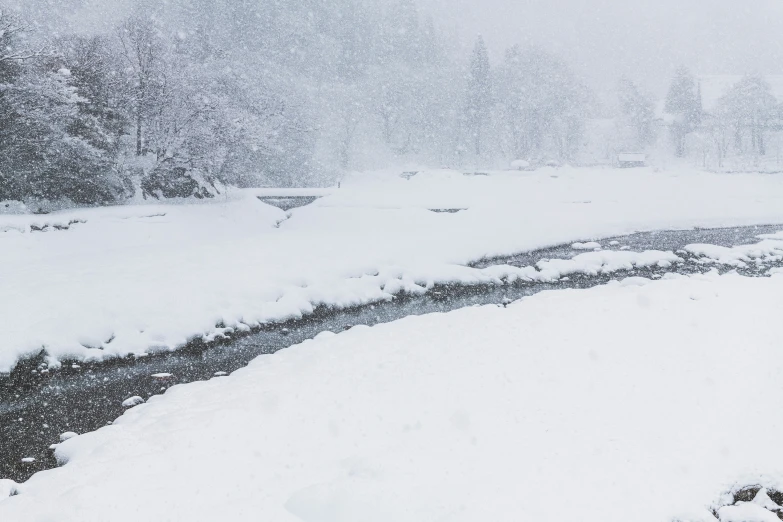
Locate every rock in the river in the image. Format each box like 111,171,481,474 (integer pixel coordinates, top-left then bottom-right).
59,432,78,442
572,241,602,250
122,396,145,408
0,479,18,499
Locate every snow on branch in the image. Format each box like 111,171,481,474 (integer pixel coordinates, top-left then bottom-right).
0,9,47,63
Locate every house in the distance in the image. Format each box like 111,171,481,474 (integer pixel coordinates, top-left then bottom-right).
616,152,647,168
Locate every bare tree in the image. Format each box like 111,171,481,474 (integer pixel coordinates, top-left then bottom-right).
117,16,164,156
0,9,46,65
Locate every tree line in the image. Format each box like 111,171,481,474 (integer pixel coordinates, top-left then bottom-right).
16,0,777,206
0,0,606,206
635,65,782,167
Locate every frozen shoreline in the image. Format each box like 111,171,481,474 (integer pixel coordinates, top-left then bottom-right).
4,271,783,521
3,167,783,373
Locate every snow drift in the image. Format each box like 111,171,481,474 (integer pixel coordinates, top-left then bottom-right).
3,167,783,372
3,272,783,522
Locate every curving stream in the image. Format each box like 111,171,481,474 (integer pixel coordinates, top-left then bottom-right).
2,224,782,483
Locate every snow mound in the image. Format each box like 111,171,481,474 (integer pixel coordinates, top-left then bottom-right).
0,480,17,500
572,241,602,250
0,201,28,215
719,503,780,522
122,396,145,408
536,249,681,279
4,168,783,373
685,239,783,267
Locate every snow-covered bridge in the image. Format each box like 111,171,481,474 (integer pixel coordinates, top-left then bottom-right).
252,188,334,210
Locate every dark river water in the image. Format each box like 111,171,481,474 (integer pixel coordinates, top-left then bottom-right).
2,224,782,483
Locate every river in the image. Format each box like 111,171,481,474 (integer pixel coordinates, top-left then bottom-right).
2,224,781,483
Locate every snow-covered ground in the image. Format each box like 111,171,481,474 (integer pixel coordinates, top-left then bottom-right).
3,166,783,372
3,271,783,522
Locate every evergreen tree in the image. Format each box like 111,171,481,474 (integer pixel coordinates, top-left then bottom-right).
617,77,655,148
57,35,127,160
0,9,120,204
665,66,700,156
665,66,699,122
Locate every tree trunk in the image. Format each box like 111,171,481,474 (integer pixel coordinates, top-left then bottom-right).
382,114,392,145
136,73,146,156
673,125,685,157
136,109,143,156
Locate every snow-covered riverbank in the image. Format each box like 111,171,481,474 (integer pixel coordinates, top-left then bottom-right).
3,166,783,372
4,271,783,522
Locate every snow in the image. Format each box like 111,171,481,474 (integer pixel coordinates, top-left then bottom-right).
0,200,28,215
58,432,78,442
572,241,602,250
0,480,16,500
685,240,783,267
3,167,783,372
249,188,335,198
719,503,782,522
617,152,646,162
121,396,145,408
4,273,783,521
535,249,681,279
750,488,782,512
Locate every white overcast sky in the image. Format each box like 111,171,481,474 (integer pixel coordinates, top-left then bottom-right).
420,0,783,95
13,0,783,98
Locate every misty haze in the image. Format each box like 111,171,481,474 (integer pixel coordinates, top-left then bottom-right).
2,2,783,522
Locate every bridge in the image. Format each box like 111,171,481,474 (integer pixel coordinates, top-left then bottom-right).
252,188,334,210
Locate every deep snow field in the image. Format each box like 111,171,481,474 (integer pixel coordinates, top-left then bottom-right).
4,166,783,521
3,166,783,374
3,271,783,522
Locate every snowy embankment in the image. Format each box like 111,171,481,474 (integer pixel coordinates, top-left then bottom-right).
3,272,783,521
2,167,783,372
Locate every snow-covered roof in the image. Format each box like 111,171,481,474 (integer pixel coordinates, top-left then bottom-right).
618,153,646,162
